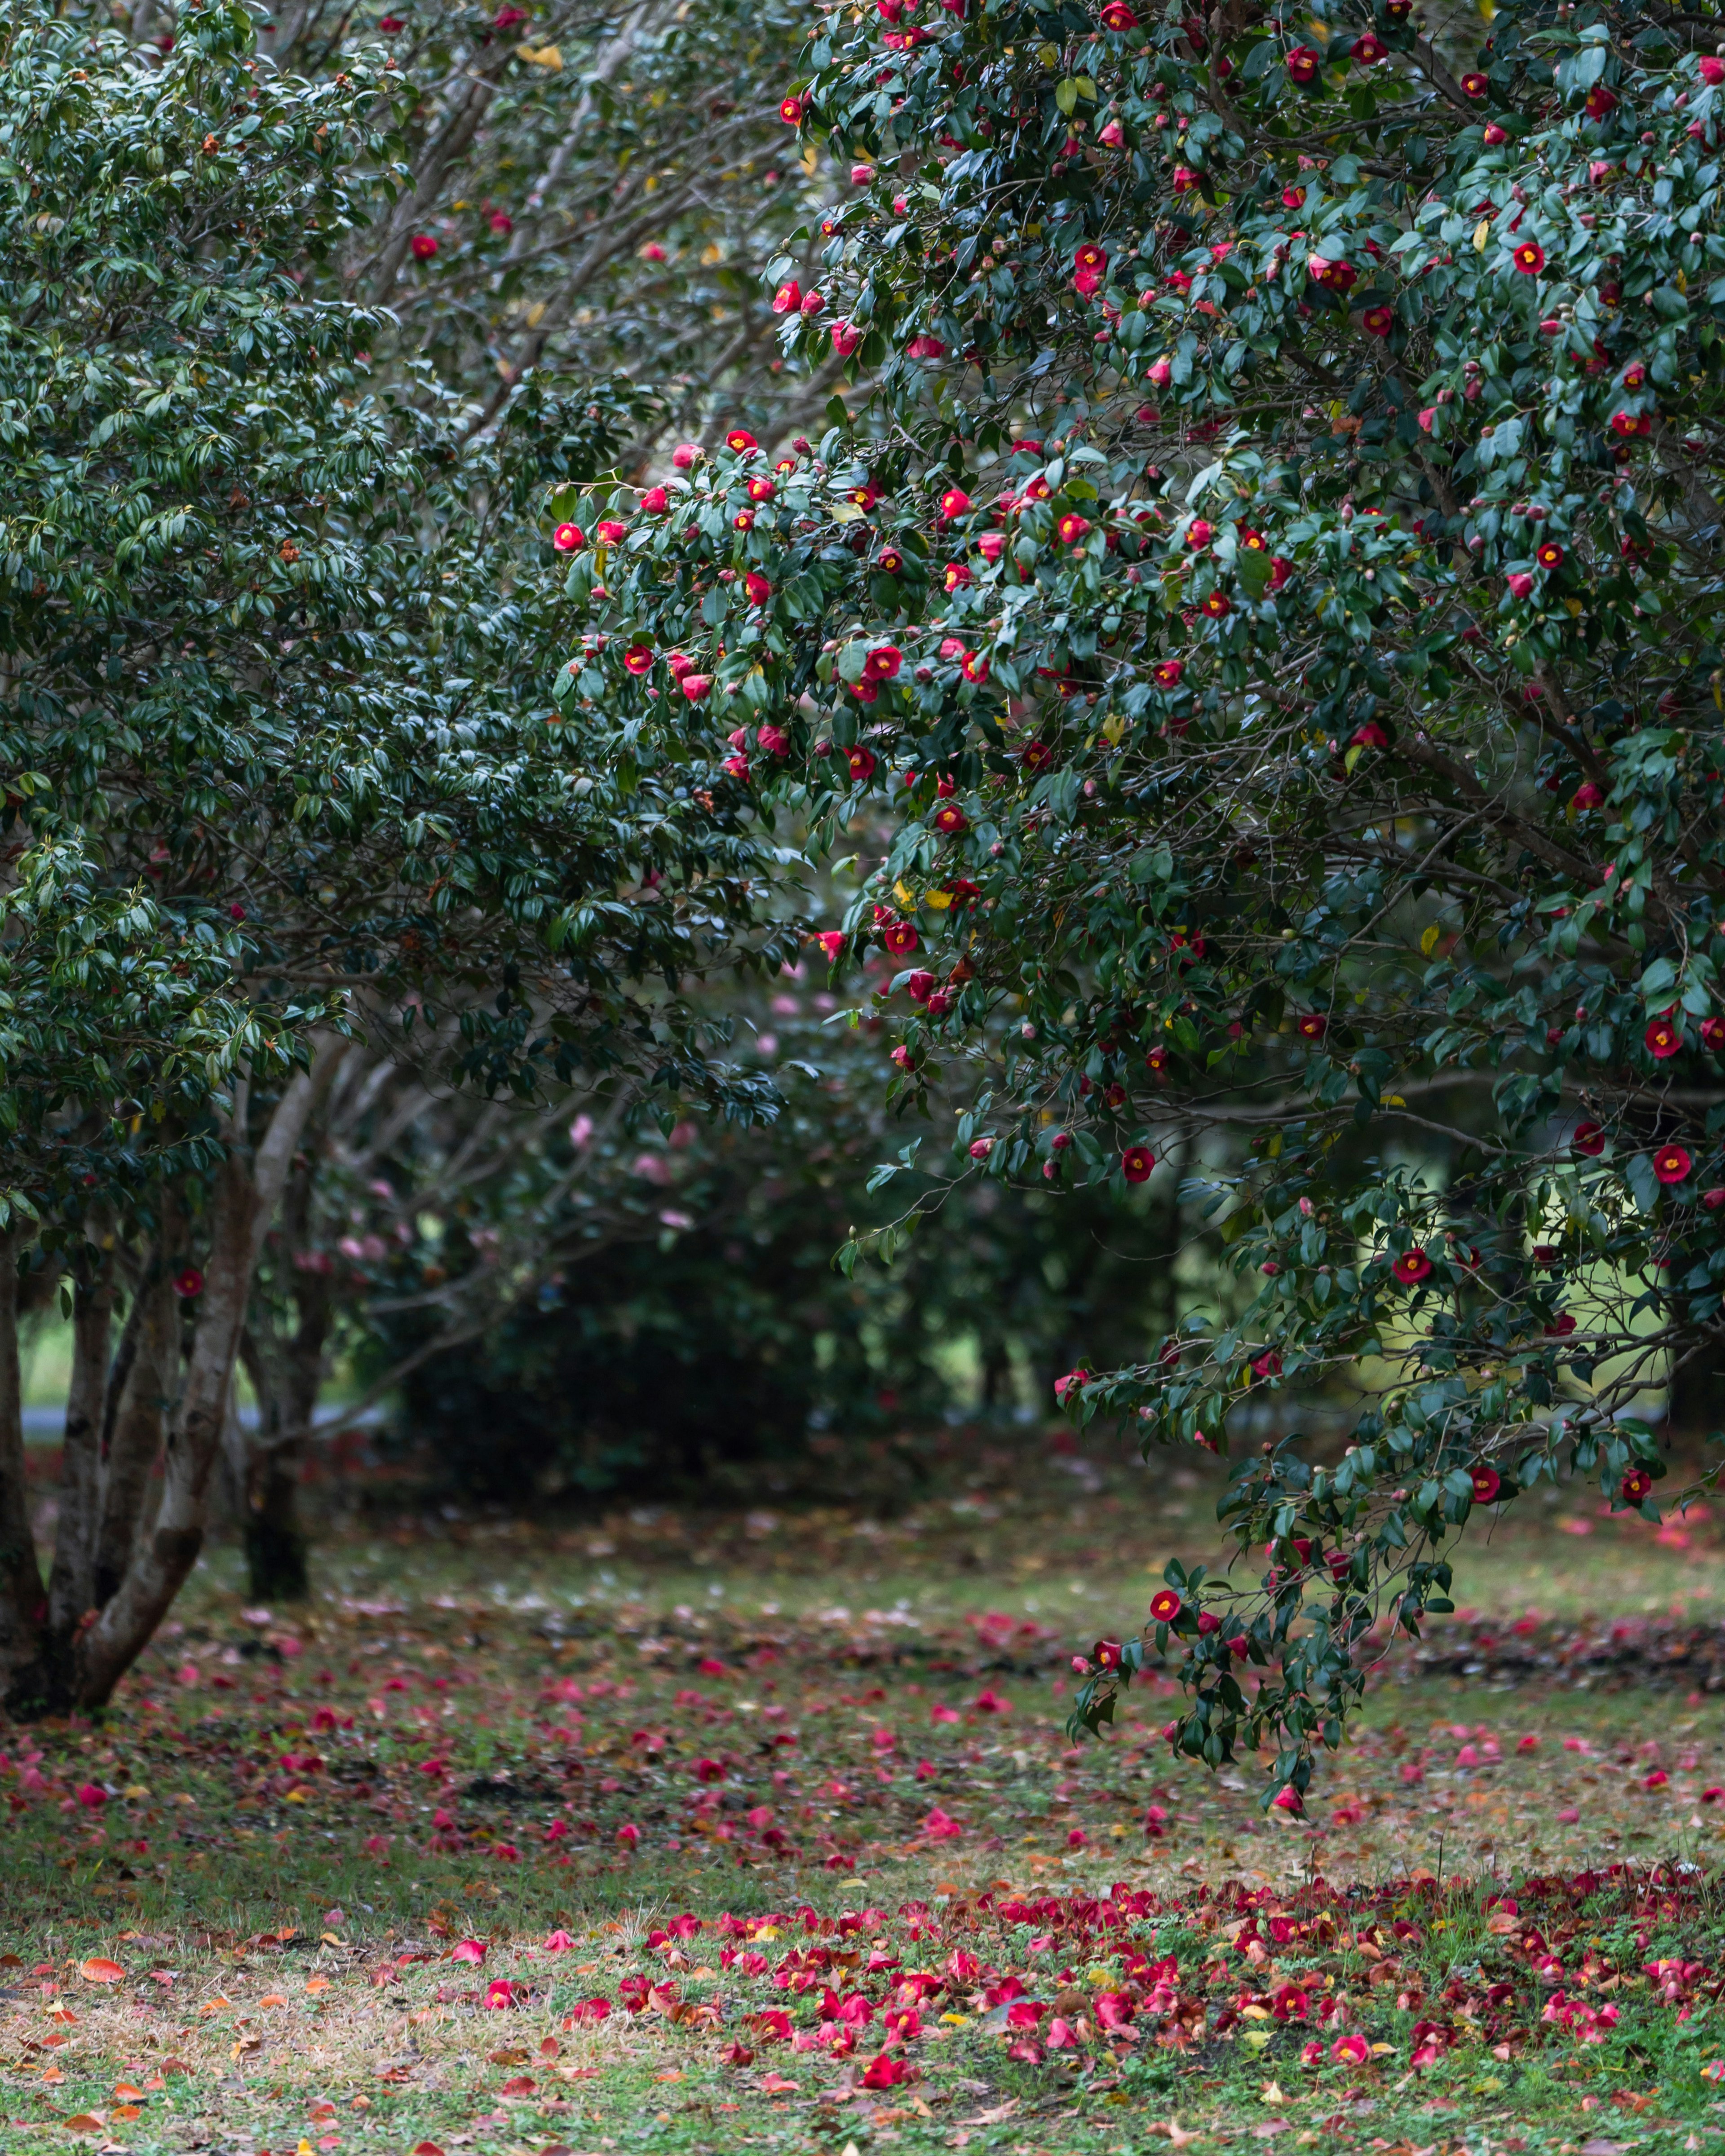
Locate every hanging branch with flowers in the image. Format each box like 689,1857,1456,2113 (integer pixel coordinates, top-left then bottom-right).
551,0,1725,1805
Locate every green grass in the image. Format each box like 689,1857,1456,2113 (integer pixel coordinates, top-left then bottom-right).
6,1453,1725,2153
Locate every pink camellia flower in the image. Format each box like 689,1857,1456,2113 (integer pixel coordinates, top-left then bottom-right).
890,1044,916,1073
451,1938,487,1965
553,523,584,551
850,162,876,184
830,319,862,356
1507,572,1535,599
969,1135,994,1160
1654,1144,1693,1184
665,651,694,678
1332,2032,1370,2064
76,1782,107,1808
595,519,628,545
1252,1348,1282,1378
639,485,668,513
1098,118,1125,147
721,755,750,779
1053,1366,1091,1403
800,289,825,317
771,279,801,315
1272,1785,1305,1816
672,442,702,468
680,673,712,702
639,241,667,263
756,724,791,759
976,530,1005,564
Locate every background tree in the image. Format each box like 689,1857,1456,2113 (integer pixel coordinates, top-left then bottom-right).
574,0,1725,1801
0,3,788,1713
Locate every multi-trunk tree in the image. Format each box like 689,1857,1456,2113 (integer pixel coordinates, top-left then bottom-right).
0,4,790,1713
573,0,1725,1798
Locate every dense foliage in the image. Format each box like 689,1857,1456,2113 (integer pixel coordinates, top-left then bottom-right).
571,0,1725,1797
0,3,792,1709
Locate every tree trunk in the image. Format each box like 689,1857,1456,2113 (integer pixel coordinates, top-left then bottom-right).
0,1228,44,1700
94,1249,177,1610
46,1265,115,1637
0,1038,352,1717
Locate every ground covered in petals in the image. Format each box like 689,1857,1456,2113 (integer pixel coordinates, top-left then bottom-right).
8,1455,1725,2154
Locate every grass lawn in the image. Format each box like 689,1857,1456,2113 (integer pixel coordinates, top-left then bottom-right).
7,1445,1725,2155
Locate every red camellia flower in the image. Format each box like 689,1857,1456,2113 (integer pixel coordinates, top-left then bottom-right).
1308,254,1357,292
890,1044,916,1072
932,804,969,835
173,1266,204,1299
944,562,973,591
1149,1588,1182,1624
1460,71,1489,97
638,485,668,513
1153,659,1183,688
814,930,847,961
1513,240,1546,276
881,921,919,956
746,477,776,503
1645,1015,1683,1058
1701,1016,1725,1051
1171,165,1201,194
1286,45,1320,83
1536,540,1565,569
1057,513,1092,547
595,519,627,545
1201,590,1231,618
1121,1144,1155,1182
938,487,972,521
1391,1250,1433,1285
831,319,862,357
1296,1013,1326,1040
725,427,758,453
671,443,702,469
864,643,902,680
1352,32,1384,62
553,523,583,552
1572,1121,1606,1156
1621,1467,1654,1504
906,333,947,359
1053,1366,1090,1402
744,572,772,606
1507,572,1535,600
1654,1144,1693,1184
410,234,438,261
770,280,801,315
1585,84,1617,118
779,94,805,124
845,745,878,783
623,645,653,675
1099,0,1137,26
1471,1466,1502,1504
680,674,712,702
1610,409,1654,438
1361,305,1394,337
1702,55,1725,83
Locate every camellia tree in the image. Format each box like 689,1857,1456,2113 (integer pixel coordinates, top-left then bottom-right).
0,4,790,1714
570,0,1725,1802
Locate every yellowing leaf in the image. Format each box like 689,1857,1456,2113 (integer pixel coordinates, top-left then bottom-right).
515,41,563,67
1420,923,1440,956
1473,219,1490,252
